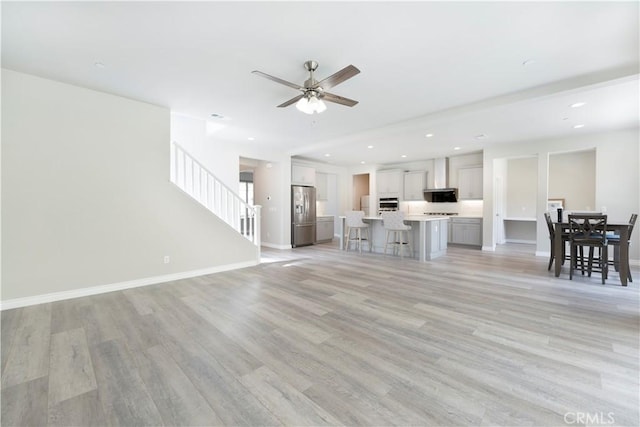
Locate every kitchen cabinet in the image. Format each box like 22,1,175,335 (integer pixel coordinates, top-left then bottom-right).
377,169,402,198
316,172,328,200
427,219,449,258
292,165,316,186
458,167,483,200
403,171,427,201
316,216,334,243
450,217,482,246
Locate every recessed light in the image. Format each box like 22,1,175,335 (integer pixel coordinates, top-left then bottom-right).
425,133,434,138
475,134,488,140
94,62,105,68
367,145,374,149
570,102,586,108
247,137,255,141
324,153,331,157
573,124,585,129
454,147,461,150
522,59,536,66
360,161,366,164
401,154,407,158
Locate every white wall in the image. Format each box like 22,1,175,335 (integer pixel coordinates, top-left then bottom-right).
170,114,239,190
483,128,640,261
2,70,258,303
254,158,292,249
549,150,596,211
506,157,538,218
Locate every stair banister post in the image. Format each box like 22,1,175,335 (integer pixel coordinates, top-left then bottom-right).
254,205,262,251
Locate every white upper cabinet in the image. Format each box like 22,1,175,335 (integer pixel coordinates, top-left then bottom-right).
403,171,427,201
377,170,403,198
292,165,316,186
458,167,483,200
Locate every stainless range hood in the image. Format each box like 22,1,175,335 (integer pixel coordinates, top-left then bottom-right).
424,158,458,203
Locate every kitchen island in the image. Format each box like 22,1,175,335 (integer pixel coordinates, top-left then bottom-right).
339,215,449,262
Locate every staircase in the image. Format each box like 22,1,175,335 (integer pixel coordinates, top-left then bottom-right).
171,143,261,253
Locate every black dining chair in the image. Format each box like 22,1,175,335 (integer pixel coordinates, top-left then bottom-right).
544,212,569,271
607,213,637,283
568,214,608,284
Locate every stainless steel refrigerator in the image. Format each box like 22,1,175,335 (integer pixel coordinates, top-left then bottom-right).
291,185,316,247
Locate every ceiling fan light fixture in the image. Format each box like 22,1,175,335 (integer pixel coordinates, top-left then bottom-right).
315,98,327,113
296,93,326,114
253,60,359,113
295,96,311,114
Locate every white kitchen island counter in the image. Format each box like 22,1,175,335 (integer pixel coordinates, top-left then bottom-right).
339,215,450,262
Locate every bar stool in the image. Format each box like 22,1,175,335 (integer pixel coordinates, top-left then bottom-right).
382,211,413,258
344,211,371,253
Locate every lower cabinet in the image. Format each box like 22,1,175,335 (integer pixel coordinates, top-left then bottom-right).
427,219,449,259
316,217,334,243
450,218,482,246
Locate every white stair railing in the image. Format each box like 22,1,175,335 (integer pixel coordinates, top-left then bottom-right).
171,143,261,250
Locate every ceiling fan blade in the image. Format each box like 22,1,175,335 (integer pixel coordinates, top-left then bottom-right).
252,70,303,91
321,92,359,107
313,65,360,90
277,94,304,108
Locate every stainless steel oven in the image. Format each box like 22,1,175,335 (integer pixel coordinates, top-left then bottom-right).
378,197,399,215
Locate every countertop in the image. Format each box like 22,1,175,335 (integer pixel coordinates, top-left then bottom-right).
362,215,452,222
339,214,481,221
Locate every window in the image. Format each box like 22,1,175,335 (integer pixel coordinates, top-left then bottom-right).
239,181,254,206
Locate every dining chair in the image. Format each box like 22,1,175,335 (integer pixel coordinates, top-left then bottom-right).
544,212,569,271
607,213,637,283
568,214,608,284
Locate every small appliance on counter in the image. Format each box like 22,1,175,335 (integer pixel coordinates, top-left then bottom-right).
291,185,316,247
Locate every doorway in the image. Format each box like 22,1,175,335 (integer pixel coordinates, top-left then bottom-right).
352,173,370,215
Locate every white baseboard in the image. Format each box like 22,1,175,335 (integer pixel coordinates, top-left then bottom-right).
481,245,496,252
505,239,536,244
261,242,292,250
0,260,258,311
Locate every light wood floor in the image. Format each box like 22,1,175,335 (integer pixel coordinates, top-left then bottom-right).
2,243,639,426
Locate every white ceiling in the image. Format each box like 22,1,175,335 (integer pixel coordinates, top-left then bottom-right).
2,1,638,166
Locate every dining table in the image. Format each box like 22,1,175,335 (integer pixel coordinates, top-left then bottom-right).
554,220,631,286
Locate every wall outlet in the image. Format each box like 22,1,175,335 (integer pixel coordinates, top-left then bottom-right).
163,255,170,264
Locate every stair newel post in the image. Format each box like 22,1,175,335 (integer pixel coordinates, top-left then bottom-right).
254,205,262,250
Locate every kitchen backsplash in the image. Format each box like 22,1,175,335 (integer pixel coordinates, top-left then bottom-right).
401,200,483,217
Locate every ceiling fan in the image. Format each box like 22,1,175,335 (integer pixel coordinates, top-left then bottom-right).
252,60,360,114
